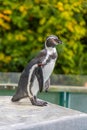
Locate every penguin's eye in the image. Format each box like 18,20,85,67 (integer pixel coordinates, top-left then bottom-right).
54,39,59,42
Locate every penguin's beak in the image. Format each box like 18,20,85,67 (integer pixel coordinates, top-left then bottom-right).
58,39,62,44
54,39,62,45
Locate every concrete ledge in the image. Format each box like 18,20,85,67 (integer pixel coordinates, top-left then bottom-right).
0,96,87,130
50,85,87,93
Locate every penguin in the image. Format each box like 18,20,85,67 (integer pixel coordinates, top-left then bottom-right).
11,35,62,106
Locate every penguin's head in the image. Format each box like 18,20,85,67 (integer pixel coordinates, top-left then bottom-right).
45,35,62,48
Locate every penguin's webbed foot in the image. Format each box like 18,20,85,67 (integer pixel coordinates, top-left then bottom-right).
30,96,47,106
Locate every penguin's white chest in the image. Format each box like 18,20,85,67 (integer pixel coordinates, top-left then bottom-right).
42,59,56,82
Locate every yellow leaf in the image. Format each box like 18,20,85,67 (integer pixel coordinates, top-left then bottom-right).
0,53,5,61
5,56,11,63
39,18,46,25
80,21,85,26
3,10,12,15
56,2,64,11
64,4,71,11
61,11,71,20
15,34,26,41
0,53,11,63
3,15,11,22
0,18,4,25
73,1,82,7
2,23,10,30
34,0,41,4
0,13,4,18
0,13,11,22
19,5,27,16
66,22,74,32
7,33,13,40
38,36,43,42
19,5,26,12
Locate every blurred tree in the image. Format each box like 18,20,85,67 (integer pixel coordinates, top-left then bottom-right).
0,0,87,74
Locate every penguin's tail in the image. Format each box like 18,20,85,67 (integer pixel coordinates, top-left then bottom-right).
11,88,27,102
11,95,20,102
11,94,27,102
11,94,20,102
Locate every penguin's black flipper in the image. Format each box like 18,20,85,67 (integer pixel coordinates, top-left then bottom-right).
30,66,44,93
35,66,43,92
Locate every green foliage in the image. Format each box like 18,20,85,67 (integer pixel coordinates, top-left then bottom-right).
0,0,87,74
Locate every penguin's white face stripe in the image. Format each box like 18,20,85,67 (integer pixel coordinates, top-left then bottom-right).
46,36,58,41
27,64,38,98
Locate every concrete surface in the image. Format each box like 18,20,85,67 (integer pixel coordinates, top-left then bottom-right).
0,96,87,130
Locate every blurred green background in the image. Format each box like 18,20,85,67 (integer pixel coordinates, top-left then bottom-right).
0,0,87,74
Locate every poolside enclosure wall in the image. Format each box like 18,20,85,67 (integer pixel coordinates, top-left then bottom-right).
0,72,87,113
